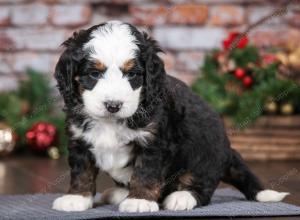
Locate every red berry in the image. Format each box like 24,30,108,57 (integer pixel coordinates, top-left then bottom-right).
26,122,57,152
222,32,249,50
234,68,245,79
243,76,253,88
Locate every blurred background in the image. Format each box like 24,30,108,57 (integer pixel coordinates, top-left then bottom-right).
0,0,299,205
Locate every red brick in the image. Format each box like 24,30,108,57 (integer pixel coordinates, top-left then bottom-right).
153,27,226,50
0,7,10,27
247,6,282,26
170,0,261,3
286,11,300,27
1,28,66,51
159,52,200,85
209,5,245,26
89,10,133,28
129,5,168,26
0,33,14,51
130,4,208,26
249,27,300,48
0,76,18,92
0,54,13,74
167,4,208,25
0,0,26,3
11,4,49,26
50,4,92,27
159,52,176,73
176,51,204,72
13,52,60,74
0,52,58,74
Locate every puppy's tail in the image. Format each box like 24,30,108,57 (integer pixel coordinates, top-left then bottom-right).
222,149,289,202
255,189,289,202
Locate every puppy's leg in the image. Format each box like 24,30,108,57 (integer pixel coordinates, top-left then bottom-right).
119,147,163,213
53,146,99,212
100,187,129,205
119,176,161,213
163,172,218,211
222,149,289,202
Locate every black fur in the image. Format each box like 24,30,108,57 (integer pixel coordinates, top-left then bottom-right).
55,22,264,207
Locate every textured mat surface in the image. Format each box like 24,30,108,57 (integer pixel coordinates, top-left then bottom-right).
1,188,300,220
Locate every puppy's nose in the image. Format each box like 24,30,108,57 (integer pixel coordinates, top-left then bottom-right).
104,101,123,113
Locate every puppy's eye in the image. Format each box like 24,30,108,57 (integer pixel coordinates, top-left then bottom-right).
89,71,102,79
126,71,137,78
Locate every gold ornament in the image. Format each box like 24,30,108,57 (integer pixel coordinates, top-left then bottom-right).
276,52,289,66
264,101,277,114
47,146,60,160
281,103,294,115
0,123,16,156
276,46,300,69
288,53,300,69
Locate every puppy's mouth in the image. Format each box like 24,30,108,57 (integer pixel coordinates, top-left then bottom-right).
91,107,130,120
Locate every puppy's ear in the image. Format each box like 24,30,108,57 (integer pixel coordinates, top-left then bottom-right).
54,31,86,108
141,32,166,103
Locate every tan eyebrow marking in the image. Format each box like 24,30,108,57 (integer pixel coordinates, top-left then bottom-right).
121,59,135,72
94,61,106,71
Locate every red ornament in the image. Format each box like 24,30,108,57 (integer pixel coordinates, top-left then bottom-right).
234,68,246,79
26,122,57,152
243,76,253,88
262,54,279,65
223,32,248,50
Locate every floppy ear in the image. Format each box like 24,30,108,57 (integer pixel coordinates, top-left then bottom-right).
54,32,86,108
141,33,166,104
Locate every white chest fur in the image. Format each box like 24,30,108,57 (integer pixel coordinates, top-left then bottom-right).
70,119,152,184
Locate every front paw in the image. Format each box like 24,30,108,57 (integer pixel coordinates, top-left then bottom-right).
164,191,197,211
52,194,93,212
119,198,159,213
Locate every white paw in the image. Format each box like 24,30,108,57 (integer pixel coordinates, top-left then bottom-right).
164,191,197,211
52,194,93,212
256,190,290,202
101,187,129,205
119,198,159,213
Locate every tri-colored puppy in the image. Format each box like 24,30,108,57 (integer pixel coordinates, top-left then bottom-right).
52,21,289,212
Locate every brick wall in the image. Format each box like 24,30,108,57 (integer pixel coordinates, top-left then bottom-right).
0,0,299,91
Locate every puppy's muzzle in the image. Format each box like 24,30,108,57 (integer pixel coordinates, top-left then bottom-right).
104,100,123,113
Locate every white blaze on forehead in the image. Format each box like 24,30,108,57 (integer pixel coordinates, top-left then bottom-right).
84,21,138,67
81,21,142,119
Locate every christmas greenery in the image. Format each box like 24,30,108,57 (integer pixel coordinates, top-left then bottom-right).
192,32,300,128
0,69,67,154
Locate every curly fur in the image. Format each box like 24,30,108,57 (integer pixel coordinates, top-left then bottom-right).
53,21,288,212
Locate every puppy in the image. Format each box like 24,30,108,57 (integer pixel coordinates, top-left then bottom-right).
52,21,289,212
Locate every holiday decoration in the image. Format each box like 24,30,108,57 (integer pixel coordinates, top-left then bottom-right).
280,103,294,115
0,70,67,156
276,44,300,83
264,101,278,114
193,32,300,126
242,76,253,88
0,122,16,156
234,68,246,79
225,81,243,96
48,146,60,160
223,32,248,50
262,54,279,66
26,122,57,152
